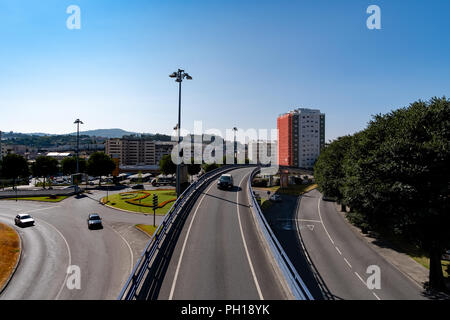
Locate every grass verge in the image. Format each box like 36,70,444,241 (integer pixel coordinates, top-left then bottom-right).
135,224,158,237
103,189,176,215
0,223,20,290
254,183,318,197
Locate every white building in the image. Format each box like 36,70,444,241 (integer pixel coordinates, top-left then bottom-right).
248,140,277,165
295,108,325,168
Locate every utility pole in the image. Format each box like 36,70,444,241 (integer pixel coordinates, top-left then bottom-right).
169,69,193,197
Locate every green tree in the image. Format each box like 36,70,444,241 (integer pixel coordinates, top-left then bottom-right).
187,158,201,176
86,152,116,186
31,156,59,189
61,156,87,175
202,163,219,173
342,97,450,291
159,154,176,175
314,135,353,210
0,154,30,188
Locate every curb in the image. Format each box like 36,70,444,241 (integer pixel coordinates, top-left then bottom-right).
0,224,22,295
134,225,156,239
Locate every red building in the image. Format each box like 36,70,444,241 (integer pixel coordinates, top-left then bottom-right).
277,108,325,169
277,113,293,167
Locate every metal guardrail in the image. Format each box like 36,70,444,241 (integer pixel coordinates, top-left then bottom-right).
117,165,240,300
248,167,314,300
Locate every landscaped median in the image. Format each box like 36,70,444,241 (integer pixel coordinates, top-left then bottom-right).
0,223,21,292
1,195,69,202
102,189,177,215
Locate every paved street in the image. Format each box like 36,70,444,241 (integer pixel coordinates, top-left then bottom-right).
0,190,158,300
297,189,428,300
154,167,292,300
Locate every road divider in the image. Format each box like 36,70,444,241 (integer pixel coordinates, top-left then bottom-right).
248,168,314,300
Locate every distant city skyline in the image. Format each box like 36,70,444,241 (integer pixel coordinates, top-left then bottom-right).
1,0,449,141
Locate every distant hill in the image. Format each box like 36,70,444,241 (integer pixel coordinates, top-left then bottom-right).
70,128,137,138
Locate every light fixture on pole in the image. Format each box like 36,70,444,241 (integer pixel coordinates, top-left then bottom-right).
233,127,238,164
169,69,193,197
74,119,83,176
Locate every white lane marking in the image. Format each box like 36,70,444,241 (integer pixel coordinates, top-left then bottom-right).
168,179,217,300
296,219,322,223
354,271,366,286
335,246,342,255
236,171,264,300
317,196,335,245
344,258,352,269
105,224,134,274
36,218,72,300
373,292,381,300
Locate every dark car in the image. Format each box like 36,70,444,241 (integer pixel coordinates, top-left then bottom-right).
87,213,103,230
217,174,233,190
131,184,144,190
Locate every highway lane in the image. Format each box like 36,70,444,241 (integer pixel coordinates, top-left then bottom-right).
156,167,292,300
0,190,159,300
297,189,427,300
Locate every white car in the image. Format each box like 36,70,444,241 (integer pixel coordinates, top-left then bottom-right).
15,214,35,227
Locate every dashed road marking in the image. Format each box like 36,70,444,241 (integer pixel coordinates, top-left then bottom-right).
354,272,366,286
344,258,352,269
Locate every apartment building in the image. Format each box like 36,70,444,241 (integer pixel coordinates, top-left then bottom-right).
105,138,175,167
277,108,325,169
248,140,277,165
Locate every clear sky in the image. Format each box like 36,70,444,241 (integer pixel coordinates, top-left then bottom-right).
0,0,449,141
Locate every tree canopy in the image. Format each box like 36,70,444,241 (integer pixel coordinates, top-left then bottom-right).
0,154,30,184
314,97,450,291
61,156,87,175
159,154,176,175
87,152,116,185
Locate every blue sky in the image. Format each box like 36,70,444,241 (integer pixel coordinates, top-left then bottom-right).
0,0,449,141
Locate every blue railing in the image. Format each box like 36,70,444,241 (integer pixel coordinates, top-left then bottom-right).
247,167,314,300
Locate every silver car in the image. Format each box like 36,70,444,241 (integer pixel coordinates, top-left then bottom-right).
15,214,35,227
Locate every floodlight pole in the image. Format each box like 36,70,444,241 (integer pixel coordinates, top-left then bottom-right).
169,69,192,197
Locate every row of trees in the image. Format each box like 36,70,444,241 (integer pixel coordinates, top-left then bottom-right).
0,152,116,188
314,97,449,291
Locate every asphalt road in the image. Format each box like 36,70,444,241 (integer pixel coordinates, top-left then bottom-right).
297,189,428,300
155,167,292,300
0,189,159,300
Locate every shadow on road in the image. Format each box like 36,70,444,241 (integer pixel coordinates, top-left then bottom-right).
203,192,250,208
262,194,337,300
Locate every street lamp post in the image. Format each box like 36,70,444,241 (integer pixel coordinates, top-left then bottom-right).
169,69,192,197
233,127,238,164
74,119,83,188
